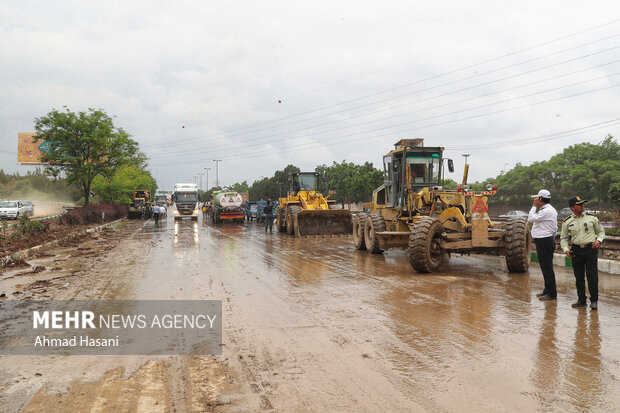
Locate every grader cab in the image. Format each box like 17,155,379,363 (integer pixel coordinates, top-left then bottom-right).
277,172,352,236
353,139,530,273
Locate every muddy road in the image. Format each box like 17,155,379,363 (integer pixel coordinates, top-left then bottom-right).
1,216,619,412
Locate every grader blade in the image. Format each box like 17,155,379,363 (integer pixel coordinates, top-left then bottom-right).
294,210,353,236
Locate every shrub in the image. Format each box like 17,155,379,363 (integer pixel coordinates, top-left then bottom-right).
58,203,128,226
59,208,85,226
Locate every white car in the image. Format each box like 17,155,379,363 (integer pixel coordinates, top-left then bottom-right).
0,200,27,220
18,200,34,216
498,210,528,219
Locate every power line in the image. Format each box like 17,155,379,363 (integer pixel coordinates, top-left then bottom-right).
144,19,620,150
150,84,620,166
152,58,620,158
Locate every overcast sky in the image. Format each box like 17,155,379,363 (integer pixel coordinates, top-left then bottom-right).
2,1,619,190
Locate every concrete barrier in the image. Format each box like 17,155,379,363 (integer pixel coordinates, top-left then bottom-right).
531,250,620,275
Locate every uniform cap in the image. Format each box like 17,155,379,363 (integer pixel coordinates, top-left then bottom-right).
568,196,588,207
530,189,551,199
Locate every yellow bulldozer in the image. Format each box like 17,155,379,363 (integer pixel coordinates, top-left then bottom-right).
353,139,531,273
277,172,353,236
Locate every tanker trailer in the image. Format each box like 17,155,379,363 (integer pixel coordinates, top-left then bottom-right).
207,190,245,223
172,183,200,220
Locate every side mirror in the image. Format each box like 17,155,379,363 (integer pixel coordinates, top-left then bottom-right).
447,159,454,173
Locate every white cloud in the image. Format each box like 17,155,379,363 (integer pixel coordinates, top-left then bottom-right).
1,0,619,191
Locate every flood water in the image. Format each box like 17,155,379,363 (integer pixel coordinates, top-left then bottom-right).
1,214,619,412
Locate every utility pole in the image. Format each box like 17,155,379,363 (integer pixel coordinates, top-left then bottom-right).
204,167,211,191
198,173,204,191
213,160,222,188
193,175,197,185
503,162,509,173
462,154,470,164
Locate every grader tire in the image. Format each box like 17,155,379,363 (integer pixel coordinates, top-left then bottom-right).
408,217,445,273
287,206,301,235
505,217,531,272
364,214,386,254
352,213,368,250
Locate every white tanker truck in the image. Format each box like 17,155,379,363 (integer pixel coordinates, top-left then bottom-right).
206,190,245,223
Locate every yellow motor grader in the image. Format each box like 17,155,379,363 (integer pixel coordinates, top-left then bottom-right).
277,172,352,236
353,139,530,273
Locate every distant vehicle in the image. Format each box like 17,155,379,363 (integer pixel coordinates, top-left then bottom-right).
244,201,259,220
256,200,279,223
155,190,172,205
557,207,572,221
0,201,26,220
557,207,595,221
498,210,528,219
18,200,34,216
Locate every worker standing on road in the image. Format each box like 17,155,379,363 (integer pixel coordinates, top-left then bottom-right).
527,189,558,301
263,199,274,233
153,203,161,223
560,196,605,310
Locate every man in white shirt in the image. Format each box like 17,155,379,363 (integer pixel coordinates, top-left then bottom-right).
527,189,558,300
153,203,161,223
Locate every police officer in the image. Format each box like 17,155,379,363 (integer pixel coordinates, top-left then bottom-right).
560,196,606,310
527,189,557,300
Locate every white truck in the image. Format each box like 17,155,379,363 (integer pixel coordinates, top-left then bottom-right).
172,183,200,220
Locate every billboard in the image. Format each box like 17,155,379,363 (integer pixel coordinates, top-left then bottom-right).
18,132,46,164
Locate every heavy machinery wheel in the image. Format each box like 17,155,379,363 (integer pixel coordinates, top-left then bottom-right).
408,217,445,273
364,214,386,253
278,207,287,232
504,217,531,272
287,206,301,235
352,213,368,250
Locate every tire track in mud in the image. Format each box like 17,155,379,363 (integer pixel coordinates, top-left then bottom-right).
206,224,434,411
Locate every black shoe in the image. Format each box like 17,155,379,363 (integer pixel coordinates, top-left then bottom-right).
536,292,547,297
591,301,598,310
572,301,587,308
539,295,557,301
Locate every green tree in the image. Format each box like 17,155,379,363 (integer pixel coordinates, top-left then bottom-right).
316,161,383,207
91,165,157,204
33,107,145,206
609,182,620,210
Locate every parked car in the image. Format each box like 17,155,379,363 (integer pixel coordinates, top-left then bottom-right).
498,210,528,219
0,200,27,220
557,207,572,221
557,207,594,221
18,200,34,216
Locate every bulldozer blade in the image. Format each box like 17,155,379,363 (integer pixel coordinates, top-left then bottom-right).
294,210,353,236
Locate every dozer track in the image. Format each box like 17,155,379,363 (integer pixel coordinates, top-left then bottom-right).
293,209,352,237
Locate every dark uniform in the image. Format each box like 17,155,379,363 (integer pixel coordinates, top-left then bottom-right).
560,196,605,309
263,201,274,233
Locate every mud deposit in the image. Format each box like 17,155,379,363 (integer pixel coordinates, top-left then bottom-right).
1,216,619,412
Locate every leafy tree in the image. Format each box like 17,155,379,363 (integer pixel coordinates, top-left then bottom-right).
609,182,620,210
441,179,459,189
316,161,383,207
249,164,300,200
33,107,145,206
91,165,157,204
